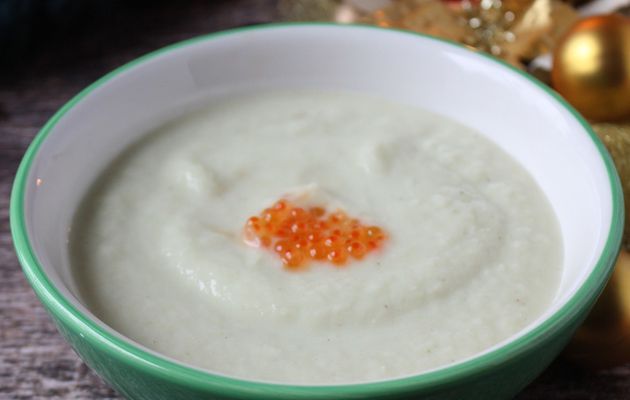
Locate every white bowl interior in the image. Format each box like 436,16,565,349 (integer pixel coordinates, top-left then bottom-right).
22,25,613,376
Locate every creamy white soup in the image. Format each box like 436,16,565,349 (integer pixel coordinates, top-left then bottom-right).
71,90,562,384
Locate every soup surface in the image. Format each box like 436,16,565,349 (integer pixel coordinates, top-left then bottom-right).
71,90,562,384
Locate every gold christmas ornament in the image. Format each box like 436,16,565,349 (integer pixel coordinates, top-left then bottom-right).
565,250,630,369
552,14,630,121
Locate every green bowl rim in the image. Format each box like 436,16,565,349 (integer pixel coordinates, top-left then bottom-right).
10,23,624,398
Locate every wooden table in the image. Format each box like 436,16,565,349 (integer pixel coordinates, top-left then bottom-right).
1,1,629,398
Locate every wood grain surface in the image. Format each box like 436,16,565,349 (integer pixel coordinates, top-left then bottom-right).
1,1,629,398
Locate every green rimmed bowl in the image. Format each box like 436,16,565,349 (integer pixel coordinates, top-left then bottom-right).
11,24,623,399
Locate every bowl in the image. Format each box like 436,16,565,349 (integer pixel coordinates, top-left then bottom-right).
11,23,623,399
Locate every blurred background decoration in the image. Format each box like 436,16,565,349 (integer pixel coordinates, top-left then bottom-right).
552,13,630,122
279,0,583,68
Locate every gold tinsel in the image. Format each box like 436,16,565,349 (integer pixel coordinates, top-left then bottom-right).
592,121,630,249
367,1,468,42
278,0,578,67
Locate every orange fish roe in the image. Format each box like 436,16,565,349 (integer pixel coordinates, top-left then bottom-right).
243,199,388,269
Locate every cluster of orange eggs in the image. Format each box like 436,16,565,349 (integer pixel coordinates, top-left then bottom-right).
243,199,387,268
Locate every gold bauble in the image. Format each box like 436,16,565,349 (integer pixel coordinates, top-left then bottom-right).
552,14,630,121
565,250,630,368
